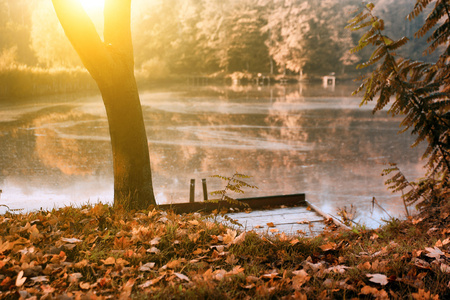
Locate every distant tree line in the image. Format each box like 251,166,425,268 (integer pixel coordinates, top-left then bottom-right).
0,0,436,88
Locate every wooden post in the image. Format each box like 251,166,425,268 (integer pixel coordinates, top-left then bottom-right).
202,179,208,201
189,179,195,203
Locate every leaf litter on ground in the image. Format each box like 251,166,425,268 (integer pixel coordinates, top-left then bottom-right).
0,203,449,299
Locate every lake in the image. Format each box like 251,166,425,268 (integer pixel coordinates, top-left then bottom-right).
0,83,426,227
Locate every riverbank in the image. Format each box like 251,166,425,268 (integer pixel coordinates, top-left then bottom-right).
0,204,449,299
0,65,359,99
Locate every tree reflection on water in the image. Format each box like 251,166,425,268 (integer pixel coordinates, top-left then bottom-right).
0,84,425,226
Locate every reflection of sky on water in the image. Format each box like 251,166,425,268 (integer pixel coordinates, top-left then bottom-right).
0,84,426,227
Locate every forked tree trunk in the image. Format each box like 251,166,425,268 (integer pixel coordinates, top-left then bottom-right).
52,0,156,209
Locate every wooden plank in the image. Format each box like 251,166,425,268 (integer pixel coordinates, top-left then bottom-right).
305,200,351,230
229,213,324,225
157,193,306,214
229,207,319,219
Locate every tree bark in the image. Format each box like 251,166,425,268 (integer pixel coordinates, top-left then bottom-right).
52,0,156,209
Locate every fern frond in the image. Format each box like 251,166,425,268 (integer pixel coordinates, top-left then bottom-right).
387,37,409,51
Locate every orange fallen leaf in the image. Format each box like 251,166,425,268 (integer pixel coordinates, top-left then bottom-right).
223,229,237,244
292,270,310,290
101,257,116,265
79,282,91,290
320,242,337,252
290,239,300,246
266,222,275,228
412,289,439,300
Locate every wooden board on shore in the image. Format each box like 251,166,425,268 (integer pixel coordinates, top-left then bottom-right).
157,193,306,214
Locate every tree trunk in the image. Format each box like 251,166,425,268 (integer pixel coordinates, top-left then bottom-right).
52,0,156,209
98,68,155,210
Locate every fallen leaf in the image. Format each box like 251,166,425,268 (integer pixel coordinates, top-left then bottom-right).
61,237,83,244
367,273,388,285
226,254,238,265
270,228,279,233
189,220,199,226
166,259,181,269
174,272,190,282
360,285,389,299
233,232,246,245
370,233,379,240
425,247,444,259
41,284,55,293
31,276,49,283
320,242,337,252
147,247,160,254
68,273,82,283
325,265,348,274
223,229,237,244
74,259,89,269
292,270,310,290
116,258,129,265
357,261,372,270
440,264,450,273
228,265,245,275
266,222,275,228
412,218,423,225
79,282,91,290
101,257,116,265
412,289,439,300
261,272,279,279
290,239,300,246
122,278,135,293
139,262,156,272
15,270,26,287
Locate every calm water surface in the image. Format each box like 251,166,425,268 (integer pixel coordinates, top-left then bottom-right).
0,84,426,227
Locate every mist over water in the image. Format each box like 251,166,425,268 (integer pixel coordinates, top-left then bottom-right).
0,84,426,227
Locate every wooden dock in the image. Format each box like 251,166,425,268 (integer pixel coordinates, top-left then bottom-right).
158,194,349,236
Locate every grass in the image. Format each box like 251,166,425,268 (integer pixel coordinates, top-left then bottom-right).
0,203,449,299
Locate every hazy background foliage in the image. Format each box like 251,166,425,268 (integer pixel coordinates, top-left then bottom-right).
0,0,437,97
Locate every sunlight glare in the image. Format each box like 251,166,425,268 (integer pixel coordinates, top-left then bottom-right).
79,0,105,12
